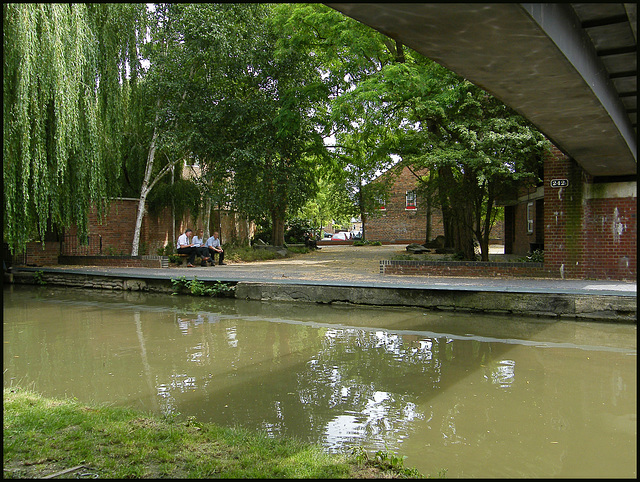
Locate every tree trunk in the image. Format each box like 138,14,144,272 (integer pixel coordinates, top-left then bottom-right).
477,192,495,262
437,166,452,248
171,164,175,254
437,165,478,260
451,186,475,260
271,211,285,247
425,202,432,244
131,124,158,256
203,197,212,239
218,204,223,244
358,183,366,242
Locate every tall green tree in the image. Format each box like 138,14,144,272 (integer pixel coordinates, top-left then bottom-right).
127,3,261,254
129,3,325,250
213,4,330,246
3,3,145,254
283,5,548,258
380,57,549,260
330,125,398,242
282,4,407,239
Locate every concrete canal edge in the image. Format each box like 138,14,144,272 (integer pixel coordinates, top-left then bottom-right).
6,269,636,323
234,282,636,322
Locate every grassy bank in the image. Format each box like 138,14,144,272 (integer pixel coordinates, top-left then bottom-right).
3,387,425,479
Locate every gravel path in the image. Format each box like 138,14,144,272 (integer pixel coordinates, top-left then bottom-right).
220,245,404,282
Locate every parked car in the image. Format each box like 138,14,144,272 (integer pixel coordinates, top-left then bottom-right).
331,231,351,241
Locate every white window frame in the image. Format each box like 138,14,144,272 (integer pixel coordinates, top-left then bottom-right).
405,190,417,210
526,201,534,234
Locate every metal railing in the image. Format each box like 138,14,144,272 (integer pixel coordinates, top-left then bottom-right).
60,234,102,256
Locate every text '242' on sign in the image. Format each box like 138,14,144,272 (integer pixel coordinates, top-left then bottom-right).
550,179,569,188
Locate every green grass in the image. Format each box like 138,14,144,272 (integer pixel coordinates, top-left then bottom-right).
4,387,426,479
224,245,311,263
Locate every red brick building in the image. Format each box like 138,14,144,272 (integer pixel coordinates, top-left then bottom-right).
365,164,504,245
365,165,442,244
502,146,636,280
503,187,545,255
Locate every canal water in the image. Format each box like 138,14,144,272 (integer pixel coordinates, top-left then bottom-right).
3,285,636,478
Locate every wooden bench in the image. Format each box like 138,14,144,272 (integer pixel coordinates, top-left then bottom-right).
174,252,209,264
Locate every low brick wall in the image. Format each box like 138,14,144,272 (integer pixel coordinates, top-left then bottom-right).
57,255,168,268
380,260,549,278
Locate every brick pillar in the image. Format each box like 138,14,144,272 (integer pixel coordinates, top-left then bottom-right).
544,147,637,280
24,241,61,266
543,148,589,278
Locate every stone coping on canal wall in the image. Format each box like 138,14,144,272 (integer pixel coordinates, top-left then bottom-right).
57,255,168,268
6,268,636,323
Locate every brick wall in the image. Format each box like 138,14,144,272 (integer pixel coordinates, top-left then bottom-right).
145,206,176,255
381,260,547,278
20,241,61,267
544,148,636,280
581,189,636,280
63,199,143,256
544,148,583,278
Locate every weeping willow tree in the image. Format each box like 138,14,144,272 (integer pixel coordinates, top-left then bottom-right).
3,3,146,254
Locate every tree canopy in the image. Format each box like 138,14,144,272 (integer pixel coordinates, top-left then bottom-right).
4,3,549,256
3,3,146,253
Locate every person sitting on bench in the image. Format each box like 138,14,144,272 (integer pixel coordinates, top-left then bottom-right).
177,228,210,267
204,231,226,265
304,232,319,250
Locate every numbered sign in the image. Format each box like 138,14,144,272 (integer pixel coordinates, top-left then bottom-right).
550,179,569,188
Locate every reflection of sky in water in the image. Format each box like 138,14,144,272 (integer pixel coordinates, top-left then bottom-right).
261,400,285,438
225,326,237,347
323,391,424,451
157,374,199,415
484,359,515,388
177,313,220,335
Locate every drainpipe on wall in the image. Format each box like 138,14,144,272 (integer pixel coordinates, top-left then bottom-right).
218,204,222,244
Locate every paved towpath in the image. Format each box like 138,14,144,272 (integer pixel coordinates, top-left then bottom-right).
34,245,636,297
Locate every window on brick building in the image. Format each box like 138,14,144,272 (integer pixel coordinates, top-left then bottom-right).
375,195,386,210
184,155,200,168
527,201,534,234
405,191,417,210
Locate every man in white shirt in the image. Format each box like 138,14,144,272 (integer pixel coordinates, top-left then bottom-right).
204,231,226,265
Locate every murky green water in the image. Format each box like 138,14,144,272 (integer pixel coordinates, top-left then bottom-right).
3,285,636,478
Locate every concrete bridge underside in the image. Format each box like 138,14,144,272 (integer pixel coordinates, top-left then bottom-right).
328,3,637,178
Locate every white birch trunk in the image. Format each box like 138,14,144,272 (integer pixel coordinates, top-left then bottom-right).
203,197,212,239
131,124,158,256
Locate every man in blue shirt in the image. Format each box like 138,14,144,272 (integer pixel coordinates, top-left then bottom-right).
204,231,226,266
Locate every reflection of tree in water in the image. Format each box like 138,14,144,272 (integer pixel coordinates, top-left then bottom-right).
296,328,453,450
294,328,501,451
151,313,502,452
